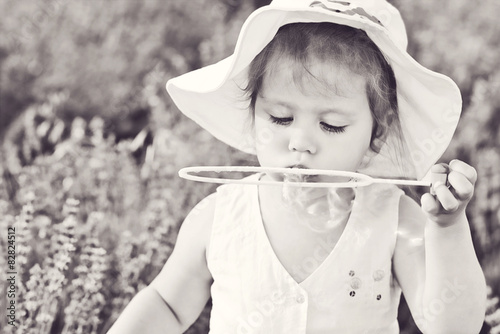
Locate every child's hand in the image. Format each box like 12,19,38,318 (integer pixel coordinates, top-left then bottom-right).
421,160,477,226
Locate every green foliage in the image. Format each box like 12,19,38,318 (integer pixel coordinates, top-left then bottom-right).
0,0,499,333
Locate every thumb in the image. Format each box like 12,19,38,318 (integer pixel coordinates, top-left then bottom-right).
421,193,441,215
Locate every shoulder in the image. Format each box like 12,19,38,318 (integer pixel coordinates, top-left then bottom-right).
358,184,404,216
184,192,217,223
158,191,218,277
152,192,217,286
181,192,217,252
361,183,404,201
204,174,259,219
149,193,217,326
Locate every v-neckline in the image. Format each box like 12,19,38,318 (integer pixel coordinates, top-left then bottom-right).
253,176,360,286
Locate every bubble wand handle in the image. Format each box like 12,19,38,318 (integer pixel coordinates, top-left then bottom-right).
368,178,432,187
178,166,432,188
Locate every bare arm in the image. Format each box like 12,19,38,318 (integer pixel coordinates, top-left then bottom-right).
394,161,486,334
106,286,184,333
107,193,216,333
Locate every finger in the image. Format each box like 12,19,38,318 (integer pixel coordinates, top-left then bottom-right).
433,181,459,212
421,193,441,215
430,163,449,196
431,163,449,174
447,170,474,201
449,160,478,185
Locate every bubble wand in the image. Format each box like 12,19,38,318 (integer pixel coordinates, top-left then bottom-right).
179,166,447,189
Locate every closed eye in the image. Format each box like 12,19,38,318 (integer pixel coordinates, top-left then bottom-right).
269,115,293,126
320,122,347,134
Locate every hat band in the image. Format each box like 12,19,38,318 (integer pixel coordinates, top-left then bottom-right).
309,0,385,27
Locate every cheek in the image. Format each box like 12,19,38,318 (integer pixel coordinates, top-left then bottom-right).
253,117,281,153
351,121,375,165
323,123,372,164
348,112,374,148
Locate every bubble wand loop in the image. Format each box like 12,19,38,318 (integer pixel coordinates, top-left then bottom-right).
178,166,433,188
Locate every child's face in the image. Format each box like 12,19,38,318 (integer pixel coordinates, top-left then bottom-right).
253,60,373,180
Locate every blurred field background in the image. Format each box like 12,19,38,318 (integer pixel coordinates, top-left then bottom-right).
0,0,498,333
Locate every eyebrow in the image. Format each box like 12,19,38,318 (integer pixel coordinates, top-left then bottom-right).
259,95,352,117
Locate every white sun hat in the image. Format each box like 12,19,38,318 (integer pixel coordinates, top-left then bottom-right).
166,0,462,181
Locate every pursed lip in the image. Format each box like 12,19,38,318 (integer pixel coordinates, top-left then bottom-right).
287,164,310,169
284,164,318,182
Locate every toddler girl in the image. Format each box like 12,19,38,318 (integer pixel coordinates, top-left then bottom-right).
109,0,486,333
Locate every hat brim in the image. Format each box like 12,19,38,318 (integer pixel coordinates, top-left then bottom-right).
167,5,462,181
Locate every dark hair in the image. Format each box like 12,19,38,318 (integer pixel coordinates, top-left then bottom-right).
244,22,404,155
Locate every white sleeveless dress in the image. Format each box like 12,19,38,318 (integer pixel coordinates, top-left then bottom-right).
206,174,405,333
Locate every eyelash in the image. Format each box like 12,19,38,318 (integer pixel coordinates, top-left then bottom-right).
269,115,293,126
268,115,346,134
321,122,347,134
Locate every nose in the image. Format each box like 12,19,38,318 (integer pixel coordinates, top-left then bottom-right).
288,128,317,154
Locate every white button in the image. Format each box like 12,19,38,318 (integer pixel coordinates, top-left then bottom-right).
350,277,362,289
271,291,286,304
373,269,385,281
296,295,305,304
